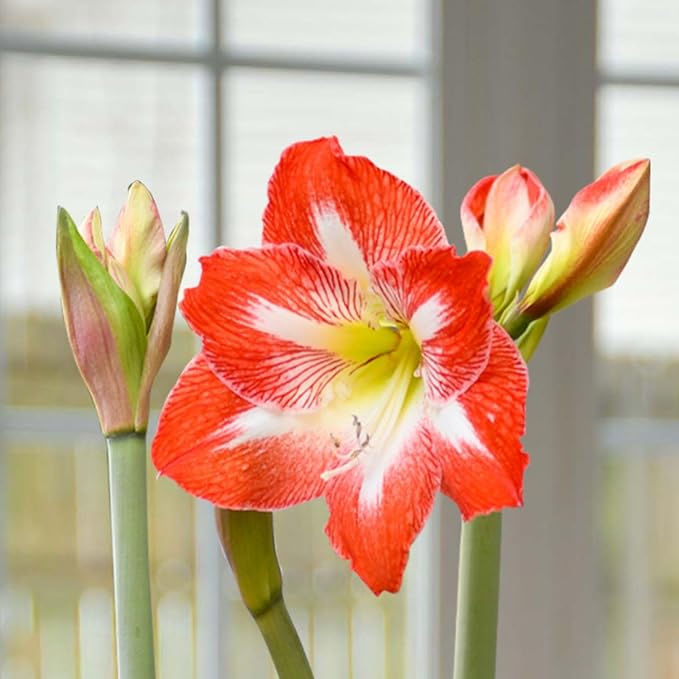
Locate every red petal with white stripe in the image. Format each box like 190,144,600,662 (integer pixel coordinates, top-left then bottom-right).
323,420,440,594
262,137,448,282
152,354,335,508
431,325,529,520
372,247,495,402
181,244,369,411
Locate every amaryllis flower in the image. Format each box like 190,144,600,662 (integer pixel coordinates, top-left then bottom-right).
152,138,529,594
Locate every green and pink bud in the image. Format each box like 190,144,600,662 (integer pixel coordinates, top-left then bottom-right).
57,182,188,435
519,158,650,320
461,164,554,315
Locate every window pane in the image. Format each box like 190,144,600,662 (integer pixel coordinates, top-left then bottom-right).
2,438,195,678
596,84,679,676
599,445,679,677
595,86,679,358
0,55,205,408
225,68,427,248
0,0,198,44
599,0,679,71
223,0,425,61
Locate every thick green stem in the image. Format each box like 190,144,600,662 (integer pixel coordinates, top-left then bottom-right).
453,512,502,679
106,432,156,679
256,596,314,679
215,509,314,679
450,304,539,677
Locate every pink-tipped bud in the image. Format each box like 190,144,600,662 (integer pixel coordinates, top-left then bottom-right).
520,159,650,319
461,165,554,314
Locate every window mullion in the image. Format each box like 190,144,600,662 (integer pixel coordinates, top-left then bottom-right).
0,49,7,655
193,3,225,678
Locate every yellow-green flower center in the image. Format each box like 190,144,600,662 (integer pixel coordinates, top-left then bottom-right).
321,302,425,482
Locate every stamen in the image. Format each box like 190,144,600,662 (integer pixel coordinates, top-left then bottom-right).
322,416,372,481
352,414,362,440
321,455,361,481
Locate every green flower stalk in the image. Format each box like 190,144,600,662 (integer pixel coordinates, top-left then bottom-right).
452,331,540,679
57,182,188,679
215,509,314,679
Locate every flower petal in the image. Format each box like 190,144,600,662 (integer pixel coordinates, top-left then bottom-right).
136,212,189,430
181,244,402,411
80,207,107,265
371,246,494,403
485,166,553,301
262,137,448,283
152,354,338,508
109,181,167,326
431,325,529,520
323,419,440,594
460,174,494,252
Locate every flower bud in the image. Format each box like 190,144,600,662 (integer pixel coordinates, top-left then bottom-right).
519,159,650,319
57,182,188,435
461,165,554,313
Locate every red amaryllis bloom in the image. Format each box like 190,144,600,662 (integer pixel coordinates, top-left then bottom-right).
152,138,529,594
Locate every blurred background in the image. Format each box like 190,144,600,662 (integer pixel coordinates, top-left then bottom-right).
0,0,676,677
